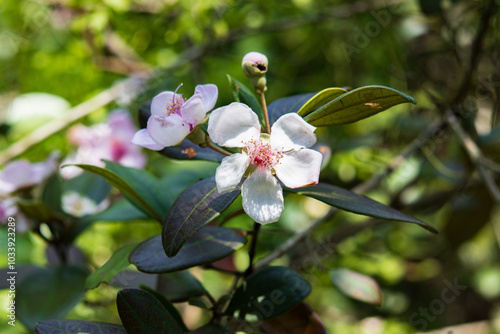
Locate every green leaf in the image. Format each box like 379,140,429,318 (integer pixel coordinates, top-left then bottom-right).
63,164,162,221
81,198,148,223
130,227,246,273
330,269,383,306
86,243,138,289
157,270,207,302
63,171,112,204
140,286,188,331
226,266,311,320
286,183,437,233
227,74,264,126
190,323,234,333
163,177,241,257
117,288,184,334
36,320,126,334
303,85,417,126
17,266,88,330
104,161,170,218
297,87,348,117
42,173,63,213
16,200,52,222
267,93,316,125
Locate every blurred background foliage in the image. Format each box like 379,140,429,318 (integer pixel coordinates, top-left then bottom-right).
1,0,500,332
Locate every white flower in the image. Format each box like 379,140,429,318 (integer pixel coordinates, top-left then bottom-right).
132,84,218,149
207,102,323,224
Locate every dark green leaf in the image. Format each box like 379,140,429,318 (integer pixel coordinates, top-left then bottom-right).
36,320,126,334
16,200,52,222
131,227,246,273
303,85,417,126
117,288,184,334
86,243,138,289
286,183,437,233
81,198,149,223
139,100,224,162
42,174,63,213
226,266,311,320
140,286,188,331
330,269,383,306
163,177,242,257
104,161,169,218
190,323,234,333
227,74,264,126
17,266,88,330
157,270,207,302
63,164,162,221
267,93,316,125
63,171,112,204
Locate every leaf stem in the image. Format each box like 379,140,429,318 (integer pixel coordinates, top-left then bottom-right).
207,142,232,156
244,222,261,276
260,92,271,134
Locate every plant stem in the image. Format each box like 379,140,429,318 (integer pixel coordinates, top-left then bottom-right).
260,92,271,134
207,142,232,156
245,222,261,276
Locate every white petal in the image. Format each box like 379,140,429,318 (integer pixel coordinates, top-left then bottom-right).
195,84,218,111
131,129,165,150
207,102,261,148
150,91,175,116
215,153,250,192
147,114,190,147
274,149,323,188
270,113,317,151
242,167,283,224
181,95,206,126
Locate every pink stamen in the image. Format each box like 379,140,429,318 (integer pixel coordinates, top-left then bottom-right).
244,138,283,170
165,83,184,115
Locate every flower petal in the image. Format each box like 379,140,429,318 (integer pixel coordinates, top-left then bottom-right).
242,167,283,224
215,153,250,192
270,113,317,150
195,84,218,111
207,102,261,148
181,95,206,126
150,91,176,116
147,114,190,147
131,129,165,150
274,148,323,188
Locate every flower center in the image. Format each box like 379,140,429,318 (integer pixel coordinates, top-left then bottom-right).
244,137,283,170
165,84,184,115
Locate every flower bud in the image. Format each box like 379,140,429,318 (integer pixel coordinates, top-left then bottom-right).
242,52,268,94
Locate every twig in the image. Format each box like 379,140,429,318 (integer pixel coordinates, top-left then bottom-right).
207,142,232,156
445,110,500,203
244,222,261,276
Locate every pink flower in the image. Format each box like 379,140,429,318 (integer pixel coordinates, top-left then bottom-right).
62,110,146,178
132,84,218,149
207,103,323,224
0,153,59,195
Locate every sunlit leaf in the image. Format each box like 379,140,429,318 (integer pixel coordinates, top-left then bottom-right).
86,243,138,289
163,177,241,257
267,93,316,125
226,266,311,320
117,288,184,334
303,85,417,126
330,269,383,305
17,266,88,330
130,227,246,273
297,87,348,117
157,270,207,302
286,183,437,233
261,302,326,334
36,320,126,334
63,164,162,221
